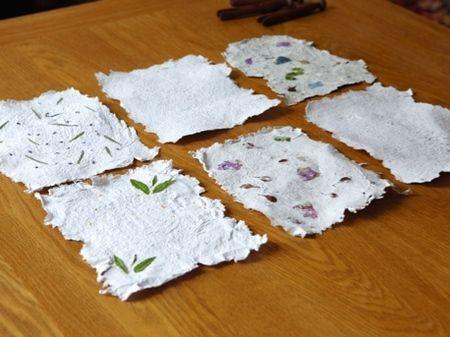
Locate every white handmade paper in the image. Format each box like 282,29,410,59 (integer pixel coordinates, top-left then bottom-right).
306,83,450,183
223,35,376,105
192,127,391,237
36,160,266,300
96,55,280,143
0,88,158,192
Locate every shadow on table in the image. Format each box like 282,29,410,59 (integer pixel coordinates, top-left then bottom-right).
0,0,97,20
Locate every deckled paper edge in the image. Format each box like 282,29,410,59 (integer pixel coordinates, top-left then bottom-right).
222,35,377,105
305,83,450,183
95,55,281,143
191,126,392,237
0,88,160,193
35,160,267,300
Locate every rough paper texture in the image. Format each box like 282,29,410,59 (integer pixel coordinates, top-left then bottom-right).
96,55,280,143
192,127,391,237
0,88,158,192
36,161,267,300
223,35,376,105
306,83,450,183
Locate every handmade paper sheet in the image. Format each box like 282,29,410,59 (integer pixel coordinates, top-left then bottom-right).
192,127,391,237
223,35,376,105
96,55,280,143
0,88,158,192
36,160,266,300
306,83,450,183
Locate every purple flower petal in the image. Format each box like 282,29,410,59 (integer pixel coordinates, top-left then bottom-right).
297,167,320,181
276,41,291,47
218,160,242,170
245,58,253,65
294,203,318,219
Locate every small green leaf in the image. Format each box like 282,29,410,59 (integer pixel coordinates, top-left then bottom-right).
31,108,42,119
103,135,122,146
84,105,96,112
49,123,79,127
27,138,40,145
45,113,63,118
152,178,175,194
130,179,150,194
113,255,129,274
131,254,138,266
133,257,156,273
105,146,112,157
151,175,158,186
76,150,85,164
69,131,85,142
25,155,48,165
56,97,63,105
0,121,9,130
274,136,291,142
285,67,304,80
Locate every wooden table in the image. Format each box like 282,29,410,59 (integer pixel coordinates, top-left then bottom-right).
0,1,449,336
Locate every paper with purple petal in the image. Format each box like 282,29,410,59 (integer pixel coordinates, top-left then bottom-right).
192,127,391,237
223,35,375,105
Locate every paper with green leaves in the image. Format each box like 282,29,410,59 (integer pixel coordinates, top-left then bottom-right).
0,88,158,192
192,127,391,237
96,55,280,143
36,160,267,300
306,83,450,183
223,35,375,105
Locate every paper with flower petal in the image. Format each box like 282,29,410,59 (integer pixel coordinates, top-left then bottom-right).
96,55,280,143
0,88,158,192
223,35,375,105
192,127,391,237
306,83,450,183
36,160,266,300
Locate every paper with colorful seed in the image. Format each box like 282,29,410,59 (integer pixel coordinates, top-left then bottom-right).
96,55,280,143
36,160,267,300
306,83,450,183
0,88,158,192
223,35,376,105
192,127,391,237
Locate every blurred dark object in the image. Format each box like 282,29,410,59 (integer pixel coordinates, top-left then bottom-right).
392,0,449,26
217,0,326,26
0,0,95,20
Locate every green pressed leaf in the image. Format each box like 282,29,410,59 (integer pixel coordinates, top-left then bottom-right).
25,155,48,165
285,67,304,80
151,175,158,186
130,179,150,194
69,131,85,142
103,135,122,146
131,254,138,266
133,257,156,273
152,178,175,194
27,138,40,146
0,121,9,130
31,108,42,119
84,105,96,112
49,123,79,127
113,255,129,274
105,146,112,157
45,113,63,118
76,150,85,164
274,136,291,142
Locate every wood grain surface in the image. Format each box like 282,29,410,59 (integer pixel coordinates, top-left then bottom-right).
0,1,449,336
